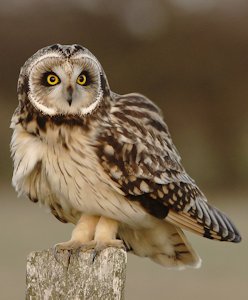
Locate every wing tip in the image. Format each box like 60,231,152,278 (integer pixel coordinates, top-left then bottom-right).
229,232,242,243
214,208,242,243
167,206,242,244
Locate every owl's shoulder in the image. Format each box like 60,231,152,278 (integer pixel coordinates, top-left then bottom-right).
108,92,169,138
111,92,163,117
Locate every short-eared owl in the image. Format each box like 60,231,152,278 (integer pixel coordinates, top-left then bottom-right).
11,44,241,268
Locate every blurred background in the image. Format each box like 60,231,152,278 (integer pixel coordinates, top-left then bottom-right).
0,0,247,299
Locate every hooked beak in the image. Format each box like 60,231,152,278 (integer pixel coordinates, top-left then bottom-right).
67,86,73,106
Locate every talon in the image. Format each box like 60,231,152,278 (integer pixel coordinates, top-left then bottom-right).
52,244,72,266
67,249,73,266
78,240,97,252
75,247,81,259
52,245,60,263
92,250,99,262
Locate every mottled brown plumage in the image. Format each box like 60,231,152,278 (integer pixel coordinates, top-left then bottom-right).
10,44,241,269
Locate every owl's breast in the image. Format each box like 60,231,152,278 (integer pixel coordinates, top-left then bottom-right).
43,135,101,212
41,127,148,226
11,123,148,226
43,134,118,211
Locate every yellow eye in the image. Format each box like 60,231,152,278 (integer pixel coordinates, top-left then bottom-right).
47,74,60,85
77,74,87,86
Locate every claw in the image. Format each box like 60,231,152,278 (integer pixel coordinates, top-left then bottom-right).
91,239,125,262
92,250,98,262
52,245,60,263
52,243,74,266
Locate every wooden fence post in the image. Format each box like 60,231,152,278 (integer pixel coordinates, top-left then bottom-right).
26,247,127,300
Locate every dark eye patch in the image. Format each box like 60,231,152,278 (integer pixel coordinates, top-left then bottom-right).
78,70,92,86
41,71,60,86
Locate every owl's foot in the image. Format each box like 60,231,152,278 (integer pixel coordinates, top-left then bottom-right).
80,239,125,251
53,214,100,263
53,240,82,264
79,216,125,261
53,215,123,263
53,239,125,263
54,240,84,251
92,239,125,261
79,239,125,261
91,216,123,260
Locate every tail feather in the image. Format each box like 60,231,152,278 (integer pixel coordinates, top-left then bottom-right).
119,220,201,269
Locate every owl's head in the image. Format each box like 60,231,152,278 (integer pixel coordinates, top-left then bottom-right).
18,44,110,116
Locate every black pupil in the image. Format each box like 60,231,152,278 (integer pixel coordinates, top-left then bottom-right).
50,76,56,82
79,76,84,82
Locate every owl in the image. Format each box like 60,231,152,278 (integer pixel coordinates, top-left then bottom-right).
11,44,241,269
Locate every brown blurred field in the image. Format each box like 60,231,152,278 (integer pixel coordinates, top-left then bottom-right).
0,1,247,299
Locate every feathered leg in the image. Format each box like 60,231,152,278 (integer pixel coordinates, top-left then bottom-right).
54,214,99,251
80,216,125,254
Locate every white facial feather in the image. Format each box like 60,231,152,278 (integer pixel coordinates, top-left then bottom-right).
28,53,103,116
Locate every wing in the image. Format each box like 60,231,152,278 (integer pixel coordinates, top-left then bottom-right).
96,93,241,243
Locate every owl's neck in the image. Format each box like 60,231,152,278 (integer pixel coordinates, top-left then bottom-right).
15,95,113,141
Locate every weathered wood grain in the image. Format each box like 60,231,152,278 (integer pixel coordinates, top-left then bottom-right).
26,248,127,300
